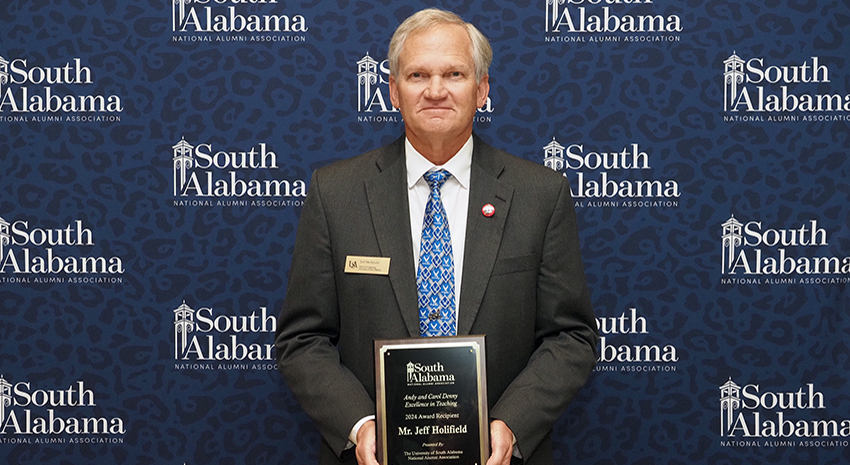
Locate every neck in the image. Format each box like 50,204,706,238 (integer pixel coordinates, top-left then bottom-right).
406,131,471,165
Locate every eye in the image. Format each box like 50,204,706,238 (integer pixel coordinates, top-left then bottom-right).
452,72,461,77
412,72,421,78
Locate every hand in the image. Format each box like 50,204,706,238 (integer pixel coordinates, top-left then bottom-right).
485,419,514,465
355,420,379,465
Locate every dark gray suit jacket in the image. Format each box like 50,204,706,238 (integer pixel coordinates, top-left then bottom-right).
275,135,598,465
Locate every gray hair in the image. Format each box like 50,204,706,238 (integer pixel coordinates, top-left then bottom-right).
388,8,493,84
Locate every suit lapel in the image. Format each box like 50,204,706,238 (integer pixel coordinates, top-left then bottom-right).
457,138,514,335
365,137,419,337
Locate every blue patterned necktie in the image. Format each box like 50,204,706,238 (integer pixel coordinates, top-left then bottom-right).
417,169,456,337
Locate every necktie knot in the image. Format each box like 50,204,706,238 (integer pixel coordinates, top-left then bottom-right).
424,169,451,191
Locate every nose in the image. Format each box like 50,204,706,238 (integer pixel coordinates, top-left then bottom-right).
423,76,448,100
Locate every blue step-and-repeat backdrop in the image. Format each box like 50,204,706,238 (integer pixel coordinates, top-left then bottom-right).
2,1,849,464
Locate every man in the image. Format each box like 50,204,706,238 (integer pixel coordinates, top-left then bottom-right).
275,8,598,465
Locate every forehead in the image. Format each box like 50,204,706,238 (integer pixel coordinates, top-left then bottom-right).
399,24,473,68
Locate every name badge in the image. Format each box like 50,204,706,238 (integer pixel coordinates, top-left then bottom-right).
345,256,390,275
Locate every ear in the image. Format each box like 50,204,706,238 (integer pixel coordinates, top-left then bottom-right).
476,75,490,109
389,74,400,109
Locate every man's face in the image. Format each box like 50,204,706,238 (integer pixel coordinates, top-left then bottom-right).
389,24,489,148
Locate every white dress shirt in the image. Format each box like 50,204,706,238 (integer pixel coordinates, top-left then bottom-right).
348,136,473,447
405,135,471,309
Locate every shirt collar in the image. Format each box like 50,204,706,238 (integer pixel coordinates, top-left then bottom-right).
405,136,473,190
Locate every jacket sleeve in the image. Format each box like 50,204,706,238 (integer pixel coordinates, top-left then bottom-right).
275,169,376,458
489,176,599,458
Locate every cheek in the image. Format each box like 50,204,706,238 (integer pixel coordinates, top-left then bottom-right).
460,90,481,110
398,85,422,103
457,83,481,104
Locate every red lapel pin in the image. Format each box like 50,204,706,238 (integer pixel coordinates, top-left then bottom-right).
481,204,495,217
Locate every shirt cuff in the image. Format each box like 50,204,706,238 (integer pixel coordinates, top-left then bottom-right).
347,415,376,447
511,431,521,458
